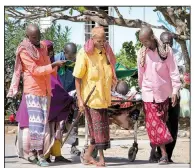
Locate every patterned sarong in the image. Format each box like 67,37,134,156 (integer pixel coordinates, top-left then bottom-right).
85,108,110,150
25,94,48,151
143,99,173,146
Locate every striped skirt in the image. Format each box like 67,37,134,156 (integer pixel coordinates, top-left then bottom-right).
25,94,48,151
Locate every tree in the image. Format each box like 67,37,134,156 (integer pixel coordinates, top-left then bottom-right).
116,41,137,69
116,30,142,88
5,21,25,115
42,23,71,53
116,30,143,68
5,6,190,72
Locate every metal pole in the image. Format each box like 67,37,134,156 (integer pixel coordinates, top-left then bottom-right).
143,7,145,22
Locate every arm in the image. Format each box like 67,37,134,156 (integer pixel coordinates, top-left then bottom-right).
20,51,53,76
166,48,181,95
72,49,87,111
20,51,62,76
75,78,82,101
44,55,58,77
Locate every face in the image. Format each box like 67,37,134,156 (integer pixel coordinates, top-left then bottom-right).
139,34,154,48
92,34,106,50
27,29,41,47
65,50,76,62
161,35,173,47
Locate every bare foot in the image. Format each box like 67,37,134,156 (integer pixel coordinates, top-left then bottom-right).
96,160,106,167
82,155,97,165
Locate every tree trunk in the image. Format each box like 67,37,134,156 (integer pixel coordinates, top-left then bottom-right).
176,40,190,73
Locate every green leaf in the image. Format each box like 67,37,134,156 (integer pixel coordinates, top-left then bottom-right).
74,7,86,13
69,8,73,16
153,8,158,12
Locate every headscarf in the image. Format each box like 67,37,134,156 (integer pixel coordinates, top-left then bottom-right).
42,40,53,49
139,36,170,67
7,38,46,97
84,26,117,86
42,40,54,63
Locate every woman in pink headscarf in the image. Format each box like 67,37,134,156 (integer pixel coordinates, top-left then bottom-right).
73,26,117,167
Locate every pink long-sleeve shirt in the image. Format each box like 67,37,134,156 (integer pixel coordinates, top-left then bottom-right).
137,47,181,103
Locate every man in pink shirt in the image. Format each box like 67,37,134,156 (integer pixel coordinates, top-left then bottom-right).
137,26,181,164
7,24,65,167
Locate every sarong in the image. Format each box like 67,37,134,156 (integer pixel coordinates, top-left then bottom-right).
85,108,110,150
143,98,173,146
25,94,48,151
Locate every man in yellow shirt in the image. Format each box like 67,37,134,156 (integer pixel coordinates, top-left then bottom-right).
73,26,117,167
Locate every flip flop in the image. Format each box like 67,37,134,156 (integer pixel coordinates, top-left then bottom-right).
158,156,168,165
28,156,38,164
36,159,49,167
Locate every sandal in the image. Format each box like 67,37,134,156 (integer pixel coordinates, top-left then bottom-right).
28,155,38,164
45,157,52,163
158,156,168,165
37,158,49,167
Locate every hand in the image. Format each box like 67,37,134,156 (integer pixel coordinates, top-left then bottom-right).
78,98,86,113
171,94,177,107
52,60,66,68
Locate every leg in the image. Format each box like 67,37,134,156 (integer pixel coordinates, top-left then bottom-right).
50,122,71,163
90,109,110,166
158,145,168,164
81,108,98,165
160,145,167,157
83,144,97,165
28,150,38,164
149,143,159,163
70,109,81,156
96,149,105,167
53,140,71,163
165,98,180,162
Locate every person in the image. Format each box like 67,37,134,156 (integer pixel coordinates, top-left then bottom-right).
161,32,185,73
115,80,129,95
137,26,181,164
43,40,73,163
54,43,81,156
149,32,182,163
7,24,65,167
16,40,73,164
73,26,117,167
